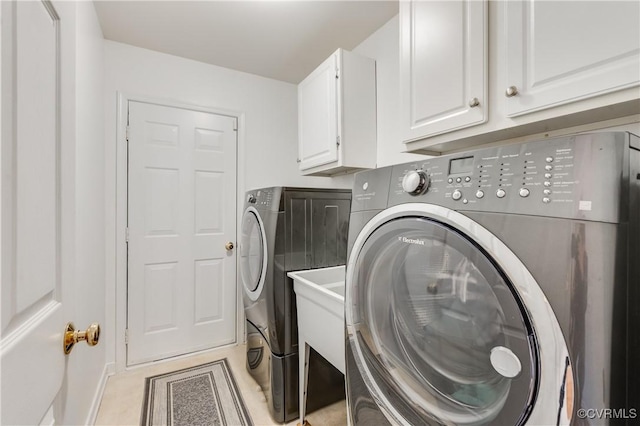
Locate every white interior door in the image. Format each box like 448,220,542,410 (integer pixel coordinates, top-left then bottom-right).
1,1,68,424
127,101,237,365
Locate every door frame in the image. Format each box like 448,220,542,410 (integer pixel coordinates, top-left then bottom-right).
113,92,245,372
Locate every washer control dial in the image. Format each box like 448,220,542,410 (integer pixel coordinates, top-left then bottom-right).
402,170,430,195
247,194,257,204
452,190,463,201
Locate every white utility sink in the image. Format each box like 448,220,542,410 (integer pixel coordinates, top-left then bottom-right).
288,266,346,425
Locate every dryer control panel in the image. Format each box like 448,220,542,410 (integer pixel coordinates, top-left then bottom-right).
245,187,277,210
384,132,635,223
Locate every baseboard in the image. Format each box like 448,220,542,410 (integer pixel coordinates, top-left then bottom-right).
85,362,115,425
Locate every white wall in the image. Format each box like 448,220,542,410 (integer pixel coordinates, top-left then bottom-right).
354,15,427,167
57,1,107,425
103,41,352,366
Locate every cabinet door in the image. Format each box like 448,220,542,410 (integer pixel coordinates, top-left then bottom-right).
298,53,339,171
504,1,640,117
401,0,487,142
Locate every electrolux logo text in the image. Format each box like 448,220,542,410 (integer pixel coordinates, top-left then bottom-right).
398,236,426,246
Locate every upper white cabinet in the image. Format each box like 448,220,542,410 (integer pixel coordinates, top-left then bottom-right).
403,0,640,153
401,0,488,143
504,0,640,117
298,48,376,176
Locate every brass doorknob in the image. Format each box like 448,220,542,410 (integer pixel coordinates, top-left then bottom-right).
64,322,100,355
225,242,235,251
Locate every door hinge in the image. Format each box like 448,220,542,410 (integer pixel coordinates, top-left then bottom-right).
126,126,130,142
233,119,238,131
124,329,129,344
125,227,130,243
336,136,341,147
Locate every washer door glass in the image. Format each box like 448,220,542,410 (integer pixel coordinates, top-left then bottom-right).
351,217,537,425
240,210,264,293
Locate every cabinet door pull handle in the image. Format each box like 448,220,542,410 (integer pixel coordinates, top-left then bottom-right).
505,86,519,97
469,97,480,107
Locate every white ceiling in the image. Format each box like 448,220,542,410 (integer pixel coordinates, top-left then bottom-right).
93,1,398,84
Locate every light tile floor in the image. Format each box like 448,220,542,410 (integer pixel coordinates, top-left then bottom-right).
95,344,347,426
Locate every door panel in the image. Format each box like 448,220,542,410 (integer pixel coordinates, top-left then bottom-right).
346,204,574,425
240,209,266,296
298,53,338,170
127,101,237,365
401,0,487,141
1,1,67,424
504,0,640,116
348,217,536,425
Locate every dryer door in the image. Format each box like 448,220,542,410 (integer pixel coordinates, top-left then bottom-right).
240,207,268,301
346,204,572,426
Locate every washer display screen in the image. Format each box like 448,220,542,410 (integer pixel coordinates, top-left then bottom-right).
449,156,474,175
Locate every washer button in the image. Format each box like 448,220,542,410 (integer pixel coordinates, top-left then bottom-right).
543,189,552,195
545,165,553,171
544,173,552,179
452,190,462,201
546,157,554,163
464,176,471,182
448,178,453,184
543,197,551,204
544,181,552,187
476,190,485,199
456,177,462,183
519,188,530,197
496,189,506,198
462,199,468,204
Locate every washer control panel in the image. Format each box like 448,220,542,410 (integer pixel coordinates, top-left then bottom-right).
388,133,631,222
